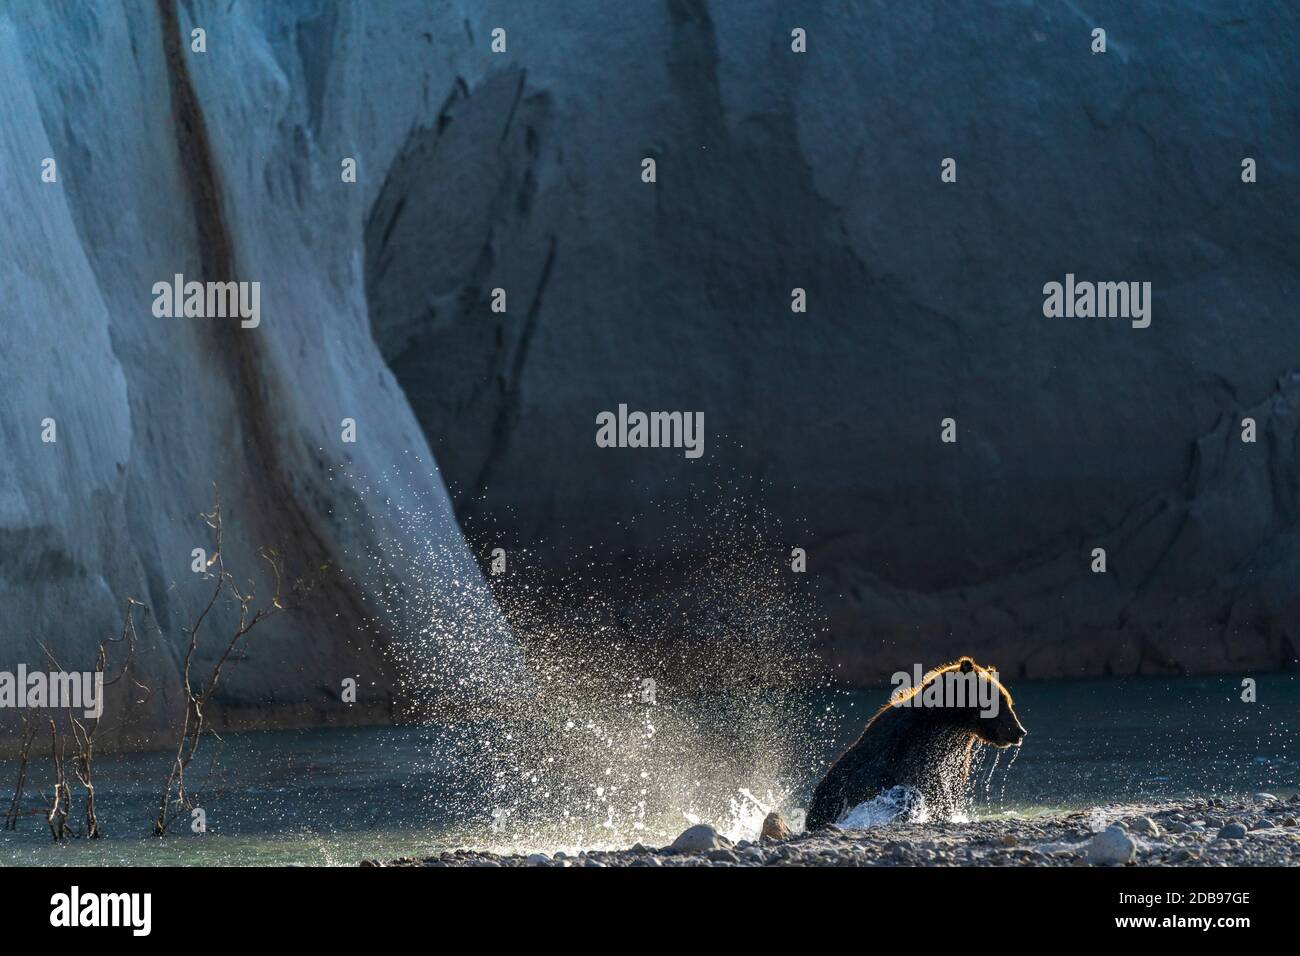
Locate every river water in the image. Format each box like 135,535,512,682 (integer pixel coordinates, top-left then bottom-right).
0,674,1294,865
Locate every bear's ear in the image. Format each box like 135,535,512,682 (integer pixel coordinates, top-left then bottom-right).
958,657,974,673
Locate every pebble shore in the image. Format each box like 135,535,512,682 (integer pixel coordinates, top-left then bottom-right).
371,793,1300,867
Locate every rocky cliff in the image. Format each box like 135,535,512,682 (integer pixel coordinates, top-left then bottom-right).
2,0,1297,744
360,0,1300,681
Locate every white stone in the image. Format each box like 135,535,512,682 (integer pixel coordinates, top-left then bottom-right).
670,824,728,853
1086,826,1136,866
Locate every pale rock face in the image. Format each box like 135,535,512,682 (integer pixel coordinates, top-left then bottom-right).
0,0,521,745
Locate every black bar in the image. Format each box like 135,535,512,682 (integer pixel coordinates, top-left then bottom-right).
3,864,1281,941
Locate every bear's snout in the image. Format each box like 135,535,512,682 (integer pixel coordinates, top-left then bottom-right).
984,709,1027,748
1001,717,1027,747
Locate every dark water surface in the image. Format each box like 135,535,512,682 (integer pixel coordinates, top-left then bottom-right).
0,674,1294,865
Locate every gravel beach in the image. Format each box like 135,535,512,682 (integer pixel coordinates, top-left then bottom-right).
373,793,1300,867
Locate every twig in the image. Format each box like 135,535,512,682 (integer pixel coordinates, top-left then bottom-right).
153,500,293,836
4,714,40,831
46,720,70,842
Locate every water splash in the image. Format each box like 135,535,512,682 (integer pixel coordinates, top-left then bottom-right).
840,785,930,827
999,743,1022,802
332,468,843,852
983,748,1002,802
960,741,1027,819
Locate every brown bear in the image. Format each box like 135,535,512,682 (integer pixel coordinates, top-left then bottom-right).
805,657,1025,830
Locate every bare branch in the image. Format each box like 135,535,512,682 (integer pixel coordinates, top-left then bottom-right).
46,719,70,842
4,715,40,831
153,499,291,837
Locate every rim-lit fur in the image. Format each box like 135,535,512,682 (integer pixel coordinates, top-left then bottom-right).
805,657,1026,830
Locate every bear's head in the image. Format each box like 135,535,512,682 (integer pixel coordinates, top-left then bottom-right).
951,657,1025,748
895,657,1026,747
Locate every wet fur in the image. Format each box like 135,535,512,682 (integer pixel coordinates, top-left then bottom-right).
806,658,1025,830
